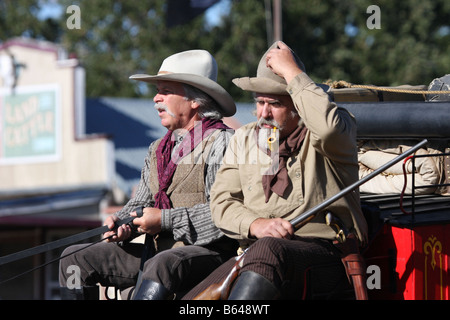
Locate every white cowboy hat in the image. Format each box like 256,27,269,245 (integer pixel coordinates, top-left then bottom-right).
130,49,236,117
232,41,306,95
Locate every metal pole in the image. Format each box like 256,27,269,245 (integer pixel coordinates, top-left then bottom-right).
273,0,282,41
290,139,428,229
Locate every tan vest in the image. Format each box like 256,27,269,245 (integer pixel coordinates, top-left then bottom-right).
149,129,222,250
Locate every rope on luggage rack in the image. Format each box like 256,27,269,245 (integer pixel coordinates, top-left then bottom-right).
326,80,450,95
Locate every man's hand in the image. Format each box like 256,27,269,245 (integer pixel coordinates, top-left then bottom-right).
103,215,132,243
249,217,294,239
131,207,162,235
265,41,303,84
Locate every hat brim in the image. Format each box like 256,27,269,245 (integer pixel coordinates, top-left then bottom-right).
232,77,289,95
130,73,236,117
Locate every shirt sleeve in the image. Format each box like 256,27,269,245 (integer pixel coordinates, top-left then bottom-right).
286,72,358,163
160,129,233,245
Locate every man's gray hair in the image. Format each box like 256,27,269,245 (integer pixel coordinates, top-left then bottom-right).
183,84,223,120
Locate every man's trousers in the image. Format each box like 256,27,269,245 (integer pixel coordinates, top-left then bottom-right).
59,238,234,298
183,236,352,300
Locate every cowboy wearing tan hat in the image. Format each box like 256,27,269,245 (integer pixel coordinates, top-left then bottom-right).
59,49,238,300
184,41,368,300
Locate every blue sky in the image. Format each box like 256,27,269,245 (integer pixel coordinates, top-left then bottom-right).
38,0,231,27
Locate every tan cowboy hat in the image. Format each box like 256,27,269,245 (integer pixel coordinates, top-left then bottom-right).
232,41,306,95
130,49,236,117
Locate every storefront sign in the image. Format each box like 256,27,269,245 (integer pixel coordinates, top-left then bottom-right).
0,84,60,164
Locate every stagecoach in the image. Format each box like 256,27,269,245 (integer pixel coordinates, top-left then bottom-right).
0,76,449,301
329,76,450,300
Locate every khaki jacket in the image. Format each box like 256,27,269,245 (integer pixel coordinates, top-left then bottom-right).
210,73,368,248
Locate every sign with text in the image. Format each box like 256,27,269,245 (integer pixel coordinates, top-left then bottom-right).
0,84,60,164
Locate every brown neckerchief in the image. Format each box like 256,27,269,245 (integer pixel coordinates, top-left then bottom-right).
256,124,308,202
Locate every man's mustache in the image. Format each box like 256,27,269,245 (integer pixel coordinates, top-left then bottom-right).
155,103,176,118
257,117,280,129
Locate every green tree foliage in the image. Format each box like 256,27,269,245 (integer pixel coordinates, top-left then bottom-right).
59,0,166,97
58,0,230,98
281,0,450,86
0,0,62,41
205,0,269,101
1,0,449,101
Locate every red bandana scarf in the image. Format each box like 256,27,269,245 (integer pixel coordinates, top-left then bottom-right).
154,118,229,209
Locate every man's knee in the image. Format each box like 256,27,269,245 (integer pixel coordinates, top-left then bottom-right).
141,247,222,292
141,250,180,283
245,237,286,262
59,244,89,285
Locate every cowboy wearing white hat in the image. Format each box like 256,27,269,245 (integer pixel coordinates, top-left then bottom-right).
131,49,236,117
59,49,238,300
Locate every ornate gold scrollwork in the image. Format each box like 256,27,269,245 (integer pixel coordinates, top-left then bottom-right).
423,235,443,300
